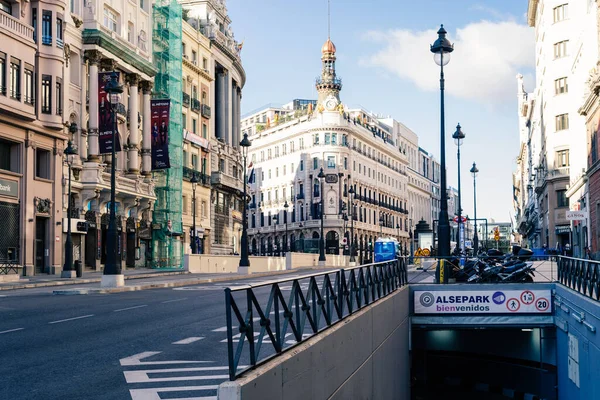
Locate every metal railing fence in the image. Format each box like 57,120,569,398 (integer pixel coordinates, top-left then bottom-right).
224,258,408,380
557,256,600,301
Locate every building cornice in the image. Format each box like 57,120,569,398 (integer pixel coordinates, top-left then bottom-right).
183,57,214,81
579,67,600,116
527,0,539,27
211,39,246,87
82,29,158,77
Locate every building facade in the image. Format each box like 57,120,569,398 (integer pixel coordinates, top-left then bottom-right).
67,0,158,271
515,0,597,255
180,16,213,254
184,0,246,255
242,37,411,263
0,0,68,275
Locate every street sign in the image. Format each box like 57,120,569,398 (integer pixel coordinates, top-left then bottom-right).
566,210,588,221
453,216,467,223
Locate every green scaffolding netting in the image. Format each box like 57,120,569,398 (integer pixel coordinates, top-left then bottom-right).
151,0,183,268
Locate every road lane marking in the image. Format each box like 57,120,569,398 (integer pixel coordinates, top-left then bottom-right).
124,367,229,383
120,352,214,366
172,337,204,345
129,386,218,400
114,304,148,312
0,328,24,334
161,298,188,304
212,326,227,332
48,314,94,324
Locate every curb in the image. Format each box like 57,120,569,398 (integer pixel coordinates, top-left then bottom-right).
52,268,326,295
0,271,189,291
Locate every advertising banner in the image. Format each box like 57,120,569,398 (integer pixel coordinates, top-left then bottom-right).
98,72,121,154
414,289,552,314
566,210,588,221
150,99,171,170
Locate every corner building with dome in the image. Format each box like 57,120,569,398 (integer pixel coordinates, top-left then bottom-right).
241,37,433,263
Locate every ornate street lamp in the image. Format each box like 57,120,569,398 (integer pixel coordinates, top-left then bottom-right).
318,167,326,263
283,200,289,253
239,133,251,268
470,162,480,254
453,123,465,254
102,72,124,287
348,185,356,264
431,24,454,283
62,127,78,278
190,174,198,254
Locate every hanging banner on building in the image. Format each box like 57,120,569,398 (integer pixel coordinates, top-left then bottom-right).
98,72,122,154
414,289,552,314
150,99,171,170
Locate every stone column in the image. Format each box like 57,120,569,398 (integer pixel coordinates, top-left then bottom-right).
126,74,140,175
236,87,242,147
231,82,237,148
141,81,153,176
85,50,102,161
216,71,226,142
79,54,88,160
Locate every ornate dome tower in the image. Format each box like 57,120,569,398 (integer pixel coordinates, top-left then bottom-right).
316,37,342,111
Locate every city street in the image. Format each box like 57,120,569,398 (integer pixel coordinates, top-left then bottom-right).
0,269,430,400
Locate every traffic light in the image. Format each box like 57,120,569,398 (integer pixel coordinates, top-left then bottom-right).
494,227,500,241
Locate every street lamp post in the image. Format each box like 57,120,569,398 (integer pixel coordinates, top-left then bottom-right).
431,25,454,283
62,128,78,278
348,186,356,264
470,162,480,254
453,123,465,254
190,174,198,254
283,201,289,253
101,72,124,288
239,133,252,269
318,168,326,263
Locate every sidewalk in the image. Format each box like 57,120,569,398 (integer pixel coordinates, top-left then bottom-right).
0,267,326,294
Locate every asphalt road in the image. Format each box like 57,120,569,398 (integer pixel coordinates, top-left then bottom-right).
0,269,432,400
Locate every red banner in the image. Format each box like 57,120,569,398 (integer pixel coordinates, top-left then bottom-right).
98,72,121,154
151,99,171,170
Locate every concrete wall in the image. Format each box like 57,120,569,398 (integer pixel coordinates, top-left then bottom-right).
285,253,349,269
218,286,410,400
554,285,600,400
184,254,286,274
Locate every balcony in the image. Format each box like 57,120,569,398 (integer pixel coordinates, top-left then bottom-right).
183,167,209,186
215,204,229,216
296,193,305,200
0,12,34,42
191,98,201,112
211,171,243,192
183,92,190,108
201,104,211,119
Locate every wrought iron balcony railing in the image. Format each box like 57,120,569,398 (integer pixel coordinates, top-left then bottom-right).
182,92,190,107
201,104,211,119
191,98,201,112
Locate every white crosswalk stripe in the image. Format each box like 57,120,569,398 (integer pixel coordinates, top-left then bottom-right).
120,352,233,400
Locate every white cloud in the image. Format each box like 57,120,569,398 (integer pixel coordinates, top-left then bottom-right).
360,20,535,103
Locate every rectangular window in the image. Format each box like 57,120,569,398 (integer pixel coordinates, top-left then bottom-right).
276,167,279,177
300,160,304,171
556,189,568,208
260,151,264,162
32,8,37,43
192,154,198,170
0,53,5,95
202,57,207,70
554,40,568,59
556,149,570,167
0,0,12,14
332,133,337,145
553,4,568,22
202,123,207,138
36,148,51,179
10,58,20,100
555,77,568,94
182,195,188,214
290,141,295,152
344,157,348,170
275,146,279,157
192,50,197,63
42,10,52,45
0,138,20,172
103,7,118,32
282,144,286,155
56,79,62,115
182,150,188,167
128,22,134,43
182,113,186,129
56,17,63,48
23,68,34,104
41,75,51,113
325,133,331,145
555,113,569,131
219,158,225,172
313,133,319,145
327,156,335,168
192,118,197,134
313,157,318,170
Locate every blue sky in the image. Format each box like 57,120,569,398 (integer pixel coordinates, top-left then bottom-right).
228,0,534,222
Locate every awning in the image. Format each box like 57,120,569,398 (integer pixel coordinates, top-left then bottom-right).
555,225,571,234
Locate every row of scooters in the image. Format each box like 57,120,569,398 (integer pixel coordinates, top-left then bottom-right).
452,246,536,283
